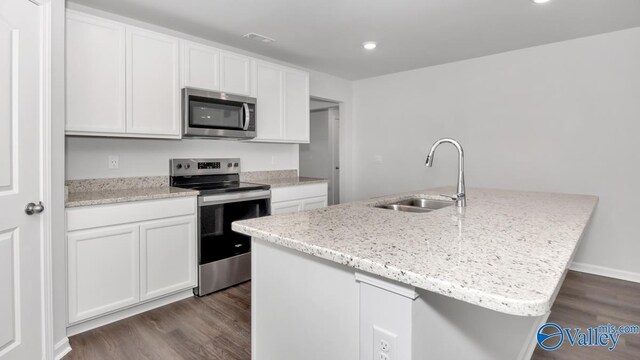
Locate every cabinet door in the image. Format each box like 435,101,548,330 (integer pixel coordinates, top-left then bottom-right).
140,216,196,301
68,224,140,323
302,196,328,211
220,52,252,96
271,200,303,215
254,61,284,140
126,27,180,136
183,41,220,91
66,12,126,134
284,69,310,142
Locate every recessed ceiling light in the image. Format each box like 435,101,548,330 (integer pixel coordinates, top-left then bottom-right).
532,0,551,3
363,41,377,50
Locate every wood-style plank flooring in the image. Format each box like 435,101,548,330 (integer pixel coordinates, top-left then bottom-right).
65,271,640,359
64,282,251,360
531,271,640,360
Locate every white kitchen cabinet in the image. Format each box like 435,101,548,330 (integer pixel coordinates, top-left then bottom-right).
66,197,197,325
126,27,181,136
254,61,285,140
284,68,310,142
271,200,303,215
65,11,180,139
270,183,328,215
302,196,328,211
140,216,196,301
220,52,253,96
182,41,220,91
67,224,140,323
66,11,126,134
253,60,310,143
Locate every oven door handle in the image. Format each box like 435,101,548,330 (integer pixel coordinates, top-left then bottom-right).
199,190,270,206
242,103,250,130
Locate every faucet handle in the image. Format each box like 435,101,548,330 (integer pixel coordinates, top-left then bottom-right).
440,193,465,200
439,194,458,201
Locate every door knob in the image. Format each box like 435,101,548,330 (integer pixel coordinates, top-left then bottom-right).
25,202,44,215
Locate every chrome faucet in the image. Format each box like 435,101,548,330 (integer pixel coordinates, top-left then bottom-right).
425,138,466,207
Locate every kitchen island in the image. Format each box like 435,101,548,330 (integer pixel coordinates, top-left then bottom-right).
232,187,598,360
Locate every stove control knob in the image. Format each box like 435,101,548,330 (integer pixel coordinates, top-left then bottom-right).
227,163,233,168
234,162,239,167
185,164,191,169
176,164,182,169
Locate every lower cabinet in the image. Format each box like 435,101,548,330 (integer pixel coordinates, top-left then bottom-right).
140,216,196,301
271,183,328,215
66,197,197,324
67,224,140,323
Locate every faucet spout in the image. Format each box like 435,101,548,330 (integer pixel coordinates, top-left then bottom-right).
425,138,466,207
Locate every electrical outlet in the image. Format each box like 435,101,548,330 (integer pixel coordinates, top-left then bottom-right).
373,326,397,360
108,155,119,169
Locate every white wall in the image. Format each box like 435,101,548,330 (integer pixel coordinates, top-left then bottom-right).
352,28,640,276
66,138,298,179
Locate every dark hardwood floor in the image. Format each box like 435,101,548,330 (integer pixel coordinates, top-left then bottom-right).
65,271,640,360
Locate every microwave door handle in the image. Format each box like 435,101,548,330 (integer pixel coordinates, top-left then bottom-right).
242,103,250,130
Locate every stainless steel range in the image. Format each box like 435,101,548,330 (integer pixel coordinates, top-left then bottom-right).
170,158,271,296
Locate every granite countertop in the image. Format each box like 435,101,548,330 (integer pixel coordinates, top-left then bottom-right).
65,187,199,208
232,187,598,317
239,169,327,188
251,176,328,188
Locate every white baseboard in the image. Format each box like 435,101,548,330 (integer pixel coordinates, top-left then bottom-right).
54,338,71,360
570,262,640,283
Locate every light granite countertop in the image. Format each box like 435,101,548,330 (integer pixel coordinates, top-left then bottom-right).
65,187,199,208
251,176,328,188
232,187,598,317
239,169,328,188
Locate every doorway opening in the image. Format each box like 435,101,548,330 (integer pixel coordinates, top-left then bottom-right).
300,98,341,205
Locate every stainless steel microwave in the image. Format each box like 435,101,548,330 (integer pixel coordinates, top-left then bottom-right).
182,88,257,139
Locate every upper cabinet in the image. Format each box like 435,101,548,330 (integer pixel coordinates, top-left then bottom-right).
126,27,180,136
220,52,253,96
66,10,309,143
182,41,220,91
66,11,180,139
253,61,310,143
283,68,310,142
66,12,126,134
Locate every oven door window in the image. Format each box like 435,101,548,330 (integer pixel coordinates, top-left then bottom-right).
199,198,268,263
189,97,244,130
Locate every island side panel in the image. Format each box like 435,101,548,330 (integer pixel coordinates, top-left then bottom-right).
412,288,549,360
251,238,359,360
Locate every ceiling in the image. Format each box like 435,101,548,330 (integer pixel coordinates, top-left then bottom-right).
69,0,640,80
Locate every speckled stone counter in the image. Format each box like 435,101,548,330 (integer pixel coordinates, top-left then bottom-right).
65,176,199,208
240,170,328,188
232,187,598,316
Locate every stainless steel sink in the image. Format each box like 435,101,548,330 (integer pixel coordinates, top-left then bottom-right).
375,197,454,213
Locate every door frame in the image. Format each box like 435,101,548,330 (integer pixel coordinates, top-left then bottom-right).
33,0,56,359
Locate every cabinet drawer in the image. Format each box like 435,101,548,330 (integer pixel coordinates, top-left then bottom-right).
270,183,328,203
302,196,328,211
67,197,196,231
271,200,303,215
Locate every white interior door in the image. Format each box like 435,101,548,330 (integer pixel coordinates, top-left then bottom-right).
0,0,44,359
